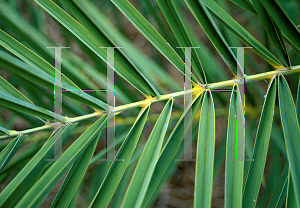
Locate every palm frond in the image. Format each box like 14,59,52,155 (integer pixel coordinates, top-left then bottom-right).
0,0,300,207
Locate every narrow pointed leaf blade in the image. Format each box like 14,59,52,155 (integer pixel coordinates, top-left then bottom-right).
110,163,135,208
201,0,283,68
278,74,300,207
243,77,277,208
0,32,106,110
0,123,77,208
0,135,26,172
260,0,300,51
0,75,33,104
195,91,215,208
224,86,244,208
34,0,158,97
156,0,206,83
15,116,107,208
142,94,203,207
90,106,150,208
66,0,161,97
184,0,239,74
0,2,113,102
121,99,173,208
74,0,182,93
110,0,197,83
0,29,78,90
0,92,64,122
252,0,290,67
51,134,100,208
